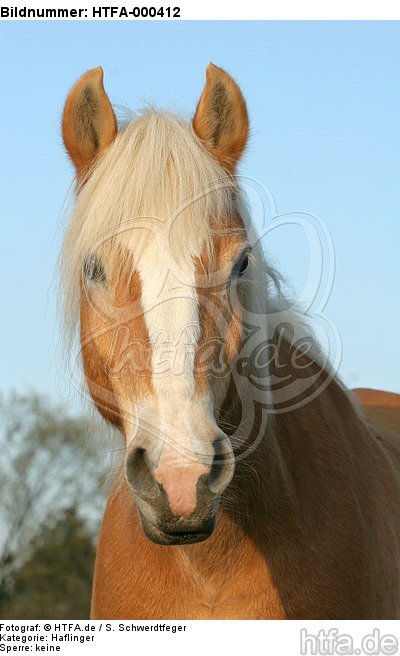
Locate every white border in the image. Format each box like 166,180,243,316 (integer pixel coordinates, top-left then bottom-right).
1,0,400,20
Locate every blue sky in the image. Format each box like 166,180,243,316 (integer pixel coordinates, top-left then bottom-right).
1,21,399,410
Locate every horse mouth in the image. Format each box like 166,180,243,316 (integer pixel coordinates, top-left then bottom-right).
139,513,215,546
155,529,212,546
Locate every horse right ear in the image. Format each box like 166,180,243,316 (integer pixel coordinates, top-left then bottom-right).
62,67,117,175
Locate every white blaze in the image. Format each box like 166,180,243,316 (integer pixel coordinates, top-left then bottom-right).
133,231,212,471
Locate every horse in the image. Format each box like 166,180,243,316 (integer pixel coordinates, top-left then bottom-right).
60,64,400,619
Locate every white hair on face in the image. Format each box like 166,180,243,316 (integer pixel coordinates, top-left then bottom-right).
59,109,236,343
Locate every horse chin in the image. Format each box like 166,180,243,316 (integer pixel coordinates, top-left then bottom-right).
138,511,216,546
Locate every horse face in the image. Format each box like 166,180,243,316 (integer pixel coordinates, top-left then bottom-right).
63,64,250,544
80,226,252,545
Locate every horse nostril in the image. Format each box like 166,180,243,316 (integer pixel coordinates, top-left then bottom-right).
126,447,160,499
209,452,223,488
208,438,234,495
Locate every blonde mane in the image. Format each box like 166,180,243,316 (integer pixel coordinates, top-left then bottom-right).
59,109,237,339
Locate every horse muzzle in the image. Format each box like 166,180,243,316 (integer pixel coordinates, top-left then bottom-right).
125,436,234,545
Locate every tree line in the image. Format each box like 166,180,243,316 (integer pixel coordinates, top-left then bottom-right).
0,392,121,619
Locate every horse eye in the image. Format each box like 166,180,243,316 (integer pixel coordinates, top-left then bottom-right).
83,256,105,283
232,250,251,279
239,254,249,276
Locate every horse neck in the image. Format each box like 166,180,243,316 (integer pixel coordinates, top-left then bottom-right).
219,320,362,540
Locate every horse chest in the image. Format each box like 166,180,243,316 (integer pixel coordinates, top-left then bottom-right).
121,558,286,619
150,543,287,620
178,586,287,620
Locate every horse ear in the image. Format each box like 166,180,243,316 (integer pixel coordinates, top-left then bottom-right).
193,63,249,172
62,67,117,175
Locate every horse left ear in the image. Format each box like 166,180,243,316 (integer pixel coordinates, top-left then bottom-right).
62,67,117,175
193,63,249,172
